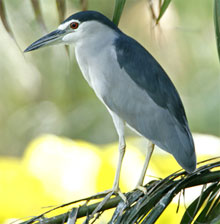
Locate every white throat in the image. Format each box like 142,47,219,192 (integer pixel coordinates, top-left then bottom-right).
73,21,119,91
76,21,118,48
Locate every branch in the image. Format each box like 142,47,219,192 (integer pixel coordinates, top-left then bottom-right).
19,158,220,224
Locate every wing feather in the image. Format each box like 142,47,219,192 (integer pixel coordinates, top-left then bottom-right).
113,34,196,172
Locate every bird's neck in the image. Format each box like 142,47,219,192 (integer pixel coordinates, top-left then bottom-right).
75,29,118,55
74,29,119,88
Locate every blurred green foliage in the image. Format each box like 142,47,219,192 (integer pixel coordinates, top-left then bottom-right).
0,0,219,157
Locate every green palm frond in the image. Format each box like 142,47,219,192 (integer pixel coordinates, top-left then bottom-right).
156,0,172,24
112,0,127,26
19,158,220,224
181,182,220,223
214,0,220,61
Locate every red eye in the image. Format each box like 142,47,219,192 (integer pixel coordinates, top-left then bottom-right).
70,22,79,29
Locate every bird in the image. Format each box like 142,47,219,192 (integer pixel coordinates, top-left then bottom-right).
24,10,196,200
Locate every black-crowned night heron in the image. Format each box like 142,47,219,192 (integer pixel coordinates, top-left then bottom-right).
24,10,196,200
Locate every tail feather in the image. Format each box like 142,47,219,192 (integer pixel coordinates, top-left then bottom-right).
170,125,196,173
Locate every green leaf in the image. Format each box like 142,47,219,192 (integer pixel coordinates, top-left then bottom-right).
156,0,172,24
142,187,177,224
196,185,220,223
67,208,78,224
18,159,220,224
180,183,219,224
112,0,127,26
214,0,220,62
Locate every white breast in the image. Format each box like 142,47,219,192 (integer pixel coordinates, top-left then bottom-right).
73,22,160,125
75,35,155,115
74,27,120,102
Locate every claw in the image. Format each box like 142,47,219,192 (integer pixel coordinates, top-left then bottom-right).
136,185,147,194
116,189,127,202
86,188,127,223
93,188,127,202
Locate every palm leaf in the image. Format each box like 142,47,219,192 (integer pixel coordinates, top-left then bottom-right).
195,184,220,223
112,0,127,26
18,158,220,224
181,183,220,223
214,0,220,61
156,0,172,24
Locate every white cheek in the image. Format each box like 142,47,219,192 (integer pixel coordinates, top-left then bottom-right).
62,33,77,43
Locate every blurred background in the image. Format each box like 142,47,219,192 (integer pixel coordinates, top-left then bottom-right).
0,0,219,156
0,0,219,223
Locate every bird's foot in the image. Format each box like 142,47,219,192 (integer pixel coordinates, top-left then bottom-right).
112,187,127,202
86,188,127,222
136,185,147,194
93,187,127,202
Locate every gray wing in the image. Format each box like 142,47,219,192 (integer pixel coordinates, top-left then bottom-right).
110,34,196,172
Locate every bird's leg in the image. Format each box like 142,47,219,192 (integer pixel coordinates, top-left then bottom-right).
87,115,127,220
88,143,126,221
106,111,127,201
136,141,154,193
91,138,126,202
111,137,126,201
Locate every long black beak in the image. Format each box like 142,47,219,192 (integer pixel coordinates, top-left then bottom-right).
24,29,66,52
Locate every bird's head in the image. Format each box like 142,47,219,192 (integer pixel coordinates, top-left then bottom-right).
24,10,120,52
